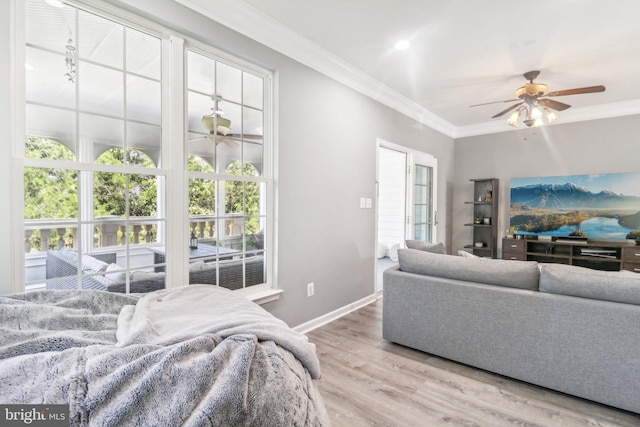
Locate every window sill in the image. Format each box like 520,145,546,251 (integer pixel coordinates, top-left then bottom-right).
235,285,283,305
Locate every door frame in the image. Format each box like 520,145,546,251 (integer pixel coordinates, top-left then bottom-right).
375,138,438,292
409,151,438,243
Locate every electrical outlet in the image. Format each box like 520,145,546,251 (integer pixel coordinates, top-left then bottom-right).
307,282,315,297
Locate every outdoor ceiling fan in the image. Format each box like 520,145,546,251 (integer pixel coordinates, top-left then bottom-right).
189,95,264,147
470,71,605,127
188,96,239,148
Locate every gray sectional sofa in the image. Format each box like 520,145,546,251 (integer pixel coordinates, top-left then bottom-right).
383,248,640,414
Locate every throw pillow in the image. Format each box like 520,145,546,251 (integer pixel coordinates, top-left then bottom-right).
457,250,480,258
405,240,446,254
105,263,127,283
82,254,109,273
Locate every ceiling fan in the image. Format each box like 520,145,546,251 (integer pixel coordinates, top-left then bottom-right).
188,96,265,147
470,71,605,127
188,96,240,148
189,113,240,148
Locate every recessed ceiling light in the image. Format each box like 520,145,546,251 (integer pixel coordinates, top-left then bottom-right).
394,40,410,51
44,0,65,7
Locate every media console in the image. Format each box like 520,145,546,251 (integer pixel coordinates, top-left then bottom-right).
502,237,640,272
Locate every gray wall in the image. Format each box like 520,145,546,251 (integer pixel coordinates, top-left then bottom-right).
452,115,640,257
38,0,452,327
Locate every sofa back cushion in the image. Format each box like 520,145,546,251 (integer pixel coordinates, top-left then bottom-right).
405,240,446,254
398,249,540,290
539,263,640,305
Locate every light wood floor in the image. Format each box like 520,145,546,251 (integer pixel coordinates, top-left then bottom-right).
306,298,640,427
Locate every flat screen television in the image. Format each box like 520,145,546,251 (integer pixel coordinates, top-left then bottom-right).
509,172,640,240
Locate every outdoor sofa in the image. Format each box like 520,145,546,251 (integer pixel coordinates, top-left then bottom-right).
45,248,264,292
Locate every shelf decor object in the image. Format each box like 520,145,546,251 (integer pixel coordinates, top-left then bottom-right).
464,178,499,258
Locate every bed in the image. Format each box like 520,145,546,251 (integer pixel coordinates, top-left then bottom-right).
0,285,330,426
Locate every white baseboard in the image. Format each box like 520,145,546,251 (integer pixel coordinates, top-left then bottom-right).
293,293,380,334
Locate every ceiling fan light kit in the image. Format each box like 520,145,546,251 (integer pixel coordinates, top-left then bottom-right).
472,70,605,128
201,115,232,134
189,94,263,148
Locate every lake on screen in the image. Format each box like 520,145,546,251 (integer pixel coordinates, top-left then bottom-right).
538,216,634,239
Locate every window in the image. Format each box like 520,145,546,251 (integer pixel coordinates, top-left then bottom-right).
20,1,273,294
23,0,166,293
186,49,271,290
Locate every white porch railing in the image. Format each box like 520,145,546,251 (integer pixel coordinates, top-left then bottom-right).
24,217,161,253
24,215,246,254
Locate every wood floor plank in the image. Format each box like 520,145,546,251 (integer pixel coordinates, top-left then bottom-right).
306,298,640,427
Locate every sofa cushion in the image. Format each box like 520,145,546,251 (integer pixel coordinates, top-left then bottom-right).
539,263,640,305
405,240,446,254
398,249,540,290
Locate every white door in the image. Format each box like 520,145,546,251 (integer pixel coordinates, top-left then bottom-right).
377,147,407,257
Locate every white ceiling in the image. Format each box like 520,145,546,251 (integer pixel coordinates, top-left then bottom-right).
176,0,640,138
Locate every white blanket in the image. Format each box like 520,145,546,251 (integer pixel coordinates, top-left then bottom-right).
116,285,321,378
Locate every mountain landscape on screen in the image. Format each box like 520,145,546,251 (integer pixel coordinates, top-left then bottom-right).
510,173,640,239
511,183,640,210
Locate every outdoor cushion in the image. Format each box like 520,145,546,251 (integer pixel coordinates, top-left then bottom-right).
82,254,109,272
405,240,446,254
105,263,127,283
398,249,539,290
189,260,205,271
539,263,640,305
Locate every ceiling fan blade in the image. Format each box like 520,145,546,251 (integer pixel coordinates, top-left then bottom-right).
537,98,572,111
222,139,240,148
226,133,264,141
492,102,523,118
470,99,520,108
545,85,605,97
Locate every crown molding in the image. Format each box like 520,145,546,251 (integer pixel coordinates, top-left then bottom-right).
175,0,457,138
454,99,640,139
176,0,640,141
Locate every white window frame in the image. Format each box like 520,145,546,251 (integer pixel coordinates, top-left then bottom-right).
184,40,276,296
12,0,278,301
